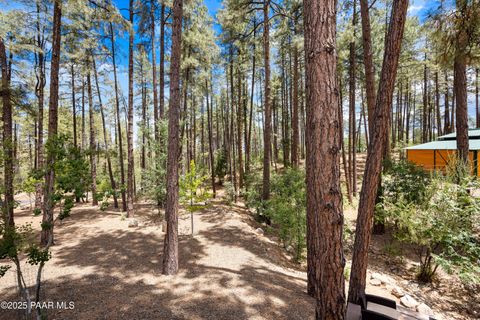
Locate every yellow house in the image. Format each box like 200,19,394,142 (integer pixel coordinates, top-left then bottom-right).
405,129,480,176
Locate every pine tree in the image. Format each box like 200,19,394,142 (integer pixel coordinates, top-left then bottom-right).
163,0,184,275
41,0,62,246
304,0,346,317
348,0,409,305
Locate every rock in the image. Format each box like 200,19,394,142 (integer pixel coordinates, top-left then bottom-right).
369,278,382,286
286,245,294,253
390,285,405,298
128,219,139,227
416,303,433,316
371,272,393,285
255,228,264,235
400,294,419,309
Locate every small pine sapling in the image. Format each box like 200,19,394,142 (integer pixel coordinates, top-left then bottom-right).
180,160,211,236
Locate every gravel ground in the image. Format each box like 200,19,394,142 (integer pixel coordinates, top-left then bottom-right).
0,195,316,320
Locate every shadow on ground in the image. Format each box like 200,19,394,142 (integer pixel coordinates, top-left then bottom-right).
1,200,315,320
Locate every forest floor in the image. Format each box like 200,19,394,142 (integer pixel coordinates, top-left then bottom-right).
0,188,478,319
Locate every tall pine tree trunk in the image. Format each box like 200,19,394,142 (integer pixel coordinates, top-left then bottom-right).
237,68,244,189
304,0,346,317
454,0,469,163
110,22,127,211
41,0,62,246
291,18,299,167
422,53,428,142
476,68,479,128
206,77,216,197
87,66,98,206
82,78,86,150
444,71,451,133
246,22,256,176
262,0,271,201
34,6,46,211
93,56,118,208
348,0,408,305
359,0,376,139
71,65,77,148
127,0,135,217
151,0,159,139
349,0,357,195
159,3,165,119
162,0,183,275
1,38,14,230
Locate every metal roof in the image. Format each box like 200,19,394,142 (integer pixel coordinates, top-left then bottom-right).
438,129,480,141
405,139,480,150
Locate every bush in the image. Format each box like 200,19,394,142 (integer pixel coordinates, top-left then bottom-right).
58,196,74,220
223,181,236,205
244,172,267,220
215,148,228,185
382,159,431,204
380,159,480,283
265,168,306,262
141,121,168,207
55,143,91,200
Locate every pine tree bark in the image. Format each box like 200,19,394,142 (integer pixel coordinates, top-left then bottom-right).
246,22,256,175
140,58,147,171
162,0,183,275
340,78,353,204
82,78,86,150
87,67,98,206
93,55,118,208
1,37,14,230
422,53,428,143
127,0,135,217
435,72,442,137
476,68,479,129
159,2,165,119
151,0,159,139
229,51,238,201
41,0,62,246
444,71,451,134
359,0,376,139
109,22,127,211
349,0,357,195
454,0,469,163
291,18,299,167
34,5,46,211
454,64,468,162
71,65,77,148
348,0,408,305
304,0,346,317
206,77,216,197
262,0,271,201
237,68,244,189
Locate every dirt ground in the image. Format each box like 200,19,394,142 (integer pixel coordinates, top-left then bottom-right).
0,189,478,319
1,192,316,320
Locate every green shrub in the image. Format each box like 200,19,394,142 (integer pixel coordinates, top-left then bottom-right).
382,159,431,204
380,159,480,283
244,172,265,216
55,144,91,200
58,196,74,220
141,122,168,207
215,148,228,185
265,168,306,262
26,245,51,265
223,181,236,205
